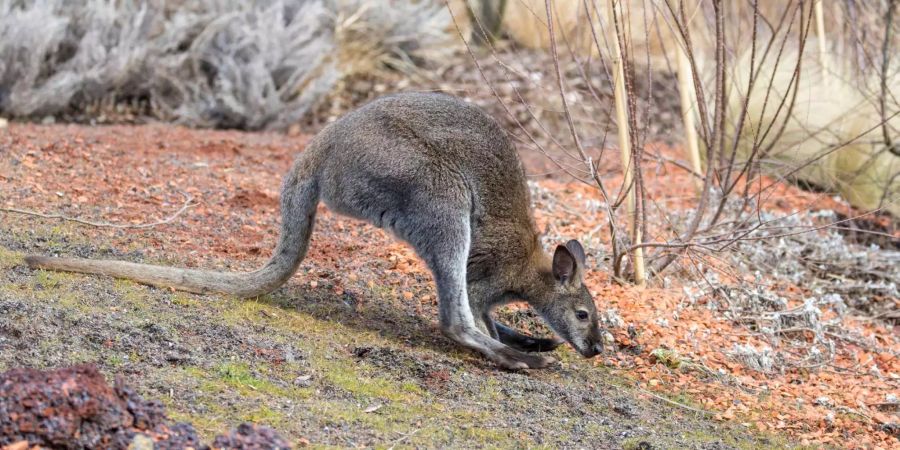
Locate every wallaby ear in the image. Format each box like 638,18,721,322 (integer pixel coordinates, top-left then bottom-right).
565,239,586,266
552,244,577,283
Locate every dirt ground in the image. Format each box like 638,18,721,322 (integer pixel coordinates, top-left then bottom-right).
0,122,896,448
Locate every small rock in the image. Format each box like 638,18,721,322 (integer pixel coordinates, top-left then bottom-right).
128,434,155,450
212,423,291,449
41,115,55,125
165,351,193,365
363,403,383,413
602,332,616,346
613,401,637,418
293,374,313,387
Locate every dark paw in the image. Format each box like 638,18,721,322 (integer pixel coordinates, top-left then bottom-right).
511,336,564,353
495,347,555,369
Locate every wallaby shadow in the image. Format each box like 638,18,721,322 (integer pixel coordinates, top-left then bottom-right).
260,283,462,358
260,282,561,365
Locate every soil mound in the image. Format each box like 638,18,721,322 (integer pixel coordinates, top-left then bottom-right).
0,364,291,449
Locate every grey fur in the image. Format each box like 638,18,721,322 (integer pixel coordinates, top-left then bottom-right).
25,93,603,369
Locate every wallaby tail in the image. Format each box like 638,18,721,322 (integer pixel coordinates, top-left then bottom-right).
25,159,320,298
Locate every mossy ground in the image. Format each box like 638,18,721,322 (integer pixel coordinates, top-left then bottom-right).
0,220,800,449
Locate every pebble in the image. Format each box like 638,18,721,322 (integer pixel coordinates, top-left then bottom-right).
128,434,155,450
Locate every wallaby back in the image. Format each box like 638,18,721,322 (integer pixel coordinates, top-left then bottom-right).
311,93,541,283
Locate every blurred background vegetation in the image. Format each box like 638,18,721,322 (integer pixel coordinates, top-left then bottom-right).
0,0,897,220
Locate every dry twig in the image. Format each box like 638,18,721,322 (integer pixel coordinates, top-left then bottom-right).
0,192,196,229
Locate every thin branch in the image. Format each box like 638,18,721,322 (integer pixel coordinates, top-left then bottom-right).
637,386,715,417
880,0,897,151
0,192,196,229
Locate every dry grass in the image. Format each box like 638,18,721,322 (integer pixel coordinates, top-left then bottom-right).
723,38,900,216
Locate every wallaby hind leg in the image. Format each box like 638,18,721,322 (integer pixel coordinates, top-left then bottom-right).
394,213,553,370
479,311,499,340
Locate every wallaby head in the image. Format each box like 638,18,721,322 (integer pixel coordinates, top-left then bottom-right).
531,239,603,358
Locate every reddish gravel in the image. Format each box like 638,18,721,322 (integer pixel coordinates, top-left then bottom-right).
1,122,897,448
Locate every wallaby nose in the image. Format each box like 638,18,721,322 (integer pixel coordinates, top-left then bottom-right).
589,342,603,357
580,341,603,358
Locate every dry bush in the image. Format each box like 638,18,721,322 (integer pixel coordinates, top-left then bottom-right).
456,0,899,375
0,0,458,130
722,39,900,216
0,0,160,117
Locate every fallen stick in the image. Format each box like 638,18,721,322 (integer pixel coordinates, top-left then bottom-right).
0,192,195,229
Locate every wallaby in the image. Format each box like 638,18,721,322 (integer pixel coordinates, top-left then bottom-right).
25,93,603,369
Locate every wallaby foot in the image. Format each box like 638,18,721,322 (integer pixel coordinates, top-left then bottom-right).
495,322,564,353
441,324,556,370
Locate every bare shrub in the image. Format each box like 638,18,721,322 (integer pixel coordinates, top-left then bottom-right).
453,0,898,375
0,0,457,129
0,0,158,117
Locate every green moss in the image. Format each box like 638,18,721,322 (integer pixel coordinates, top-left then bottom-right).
458,426,516,445
171,292,200,307
480,377,503,403
666,421,800,450
21,270,97,314
107,354,125,368
241,405,283,425
315,356,423,403
216,362,289,396
222,297,313,329
68,348,101,365
0,247,22,269
32,270,65,289
184,362,311,400
112,279,151,313
368,284,395,301
310,399,436,439
584,421,613,436
667,392,705,411
220,297,386,348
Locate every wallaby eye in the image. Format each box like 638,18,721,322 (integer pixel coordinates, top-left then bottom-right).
575,310,589,321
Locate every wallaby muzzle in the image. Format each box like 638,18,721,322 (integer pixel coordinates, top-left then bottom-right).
579,341,603,358
552,322,603,358
577,325,604,358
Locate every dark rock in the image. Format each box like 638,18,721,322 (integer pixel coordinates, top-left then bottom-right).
613,401,637,419
0,364,290,449
0,364,137,449
212,423,292,449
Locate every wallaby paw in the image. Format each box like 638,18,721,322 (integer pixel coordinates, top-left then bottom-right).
495,347,555,370
495,358,530,371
